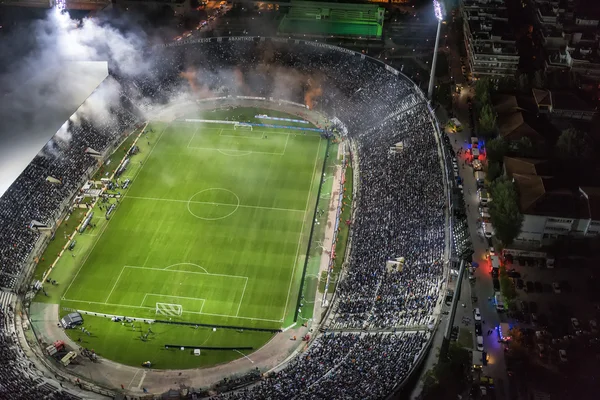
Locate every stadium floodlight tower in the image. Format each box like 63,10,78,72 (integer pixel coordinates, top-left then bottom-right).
428,0,444,101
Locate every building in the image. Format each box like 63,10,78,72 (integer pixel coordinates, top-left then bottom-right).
461,0,518,79
504,156,600,247
532,88,598,120
278,1,385,40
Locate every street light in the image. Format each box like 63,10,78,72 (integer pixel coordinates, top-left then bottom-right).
428,0,444,100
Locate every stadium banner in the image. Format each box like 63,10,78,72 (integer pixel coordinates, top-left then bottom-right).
184,119,237,124
385,64,399,75
255,115,308,124
302,41,355,55
278,99,308,109
197,97,228,102
236,96,266,101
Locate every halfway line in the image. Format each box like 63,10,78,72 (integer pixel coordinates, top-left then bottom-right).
124,196,305,213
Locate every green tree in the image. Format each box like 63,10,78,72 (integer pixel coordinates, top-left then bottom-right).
475,77,491,107
495,76,517,91
489,178,523,246
499,265,517,305
555,128,593,161
514,136,533,157
479,104,497,137
486,136,509,163
487,161,502,182
422,344,471,400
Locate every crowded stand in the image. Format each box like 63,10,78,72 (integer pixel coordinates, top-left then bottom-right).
220,332,428,400
0,38,446,399
0,79,138,290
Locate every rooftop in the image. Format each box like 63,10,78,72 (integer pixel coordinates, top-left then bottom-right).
513,174,590,219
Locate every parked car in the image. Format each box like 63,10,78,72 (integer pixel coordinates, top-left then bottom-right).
552,282,561,294
534,281,544,292
516,279,524,289
559,349,568,362
491,269,499,279
590,319,598,333
571,318,580,329
493,278,500,291
475,322,482,335
474,308,482,321
520,300,529,313
477,335,484,351
508,271,521,279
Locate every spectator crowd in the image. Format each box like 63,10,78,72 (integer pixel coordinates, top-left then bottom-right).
0,38,446,399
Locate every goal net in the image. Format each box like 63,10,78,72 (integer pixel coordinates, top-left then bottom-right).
155,302,183,317
234,123,253,131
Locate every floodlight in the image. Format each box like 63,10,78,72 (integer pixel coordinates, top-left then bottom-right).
433,0,443,21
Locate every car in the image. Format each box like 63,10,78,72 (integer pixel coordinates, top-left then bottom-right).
591,319,598,333
491,268,499,279
559,349,568,362
552,282,561,294
525,281,534,292
472,159,483,171
508,271,521,279
477,335,484,351
493,278,500,291
475,322,483,335
474,308,482,321
520,300,529,313
516,279,524,289
571,318,580,329
534,281,543,292
537,343,546,357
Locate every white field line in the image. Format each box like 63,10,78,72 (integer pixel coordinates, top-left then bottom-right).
124,265,249,280
62,123,168,300
236,277,249,317
62,297,282,322
143,293,206,313
281,133,290,155
281,138,323,320
104,266,126,303
187,126,199,148
123,196,305,213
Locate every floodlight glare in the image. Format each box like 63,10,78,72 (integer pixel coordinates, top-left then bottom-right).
433,0,443,21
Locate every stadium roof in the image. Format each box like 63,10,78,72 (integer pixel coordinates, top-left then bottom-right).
0,61,108,197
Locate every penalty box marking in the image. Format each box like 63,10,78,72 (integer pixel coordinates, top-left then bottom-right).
186,127,291,156
105,265,249,317
142,293,206,313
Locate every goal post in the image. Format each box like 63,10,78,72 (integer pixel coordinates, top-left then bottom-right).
155,302,183,317
233,122,253,131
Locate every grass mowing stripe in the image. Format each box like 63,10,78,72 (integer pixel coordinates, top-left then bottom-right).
281,138,323,321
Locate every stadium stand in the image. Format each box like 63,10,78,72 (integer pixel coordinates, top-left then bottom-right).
0,38,447,399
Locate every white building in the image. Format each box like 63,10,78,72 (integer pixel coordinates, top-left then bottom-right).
504,157,600,247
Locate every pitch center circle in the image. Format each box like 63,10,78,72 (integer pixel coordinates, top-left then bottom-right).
187,188,240,220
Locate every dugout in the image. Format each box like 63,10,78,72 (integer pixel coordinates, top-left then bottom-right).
278,1,384,40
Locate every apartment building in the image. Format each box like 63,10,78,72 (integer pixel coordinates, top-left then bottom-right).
461,0,519,79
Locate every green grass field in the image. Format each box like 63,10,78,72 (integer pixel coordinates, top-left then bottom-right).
33,108,328,368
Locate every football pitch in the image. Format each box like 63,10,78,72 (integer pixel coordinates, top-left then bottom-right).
60,113,327,332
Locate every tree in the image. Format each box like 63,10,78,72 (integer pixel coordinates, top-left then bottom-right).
495,76,518,92
475,78,491,107
556,128,593,161
486,137,509,164
514,136,533,157
421,344,471,400
487,161,502,182
479,104,497,137
489,178,523,246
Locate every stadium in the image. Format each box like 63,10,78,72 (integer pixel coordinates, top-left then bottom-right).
0,17,450,400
